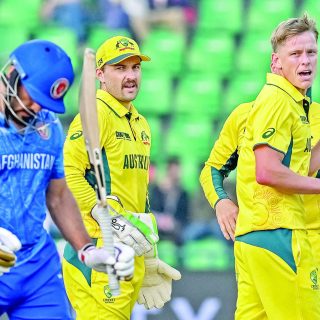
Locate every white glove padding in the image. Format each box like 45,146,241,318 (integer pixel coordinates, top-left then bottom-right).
78,242,135,281
138,256,182,309
0,227,22,275
91,196,159,256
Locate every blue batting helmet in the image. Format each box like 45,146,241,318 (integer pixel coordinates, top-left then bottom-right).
9,39,74,114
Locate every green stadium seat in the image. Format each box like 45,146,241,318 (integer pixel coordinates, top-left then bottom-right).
134,72,172,116
187,32,235,78
34,26,80,72
165,116,215,163
312,76,320,103
180,156,204,193
59,76,80,124
0,26,30,65
141,28,186,78
182,237,234,271
0,0,42,30
86,25,131,50
299,0,320,18
147,116,163,161
157,240,179,268
237,32,271,74
175,72,221,118
197,0,244,34
225,72,265,114
246,0,295,35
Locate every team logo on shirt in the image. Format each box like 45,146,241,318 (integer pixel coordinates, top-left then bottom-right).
310,269,319,290
141,131,150,145
103,285,115,303
36,121,50,139
70,130,83,140
262,128,275,139
116,131,131,141
300,115,309,124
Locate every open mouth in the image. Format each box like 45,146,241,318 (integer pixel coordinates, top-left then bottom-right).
299,71,312,76
124,83,136,89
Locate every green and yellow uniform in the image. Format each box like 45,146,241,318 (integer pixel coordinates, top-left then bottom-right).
200,101,252,208
201,100,320,260
201,74,320,319
62,89,151,320
305,102,320,273
235,73,319,319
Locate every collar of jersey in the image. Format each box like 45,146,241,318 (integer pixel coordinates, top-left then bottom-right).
97,89,139,119
266,73,308,103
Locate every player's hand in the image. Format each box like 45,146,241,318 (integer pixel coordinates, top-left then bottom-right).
91,196,159,256
78,242,134,280
138,256,181,310
110,214,158,256
0,227,22,275
215,199,238,241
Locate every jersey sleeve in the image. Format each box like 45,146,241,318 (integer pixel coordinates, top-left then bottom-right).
50,117,65,180
63,114,97,215
200,106,242,208
251,93,292,154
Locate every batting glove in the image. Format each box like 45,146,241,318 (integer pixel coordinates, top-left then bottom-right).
91,195,159,256
0,227,22,275
78,242,134,281
137,248,181,309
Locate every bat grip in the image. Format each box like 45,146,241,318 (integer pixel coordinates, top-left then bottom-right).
97,208,120,296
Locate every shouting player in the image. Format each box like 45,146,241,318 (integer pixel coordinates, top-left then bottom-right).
201,14,320,319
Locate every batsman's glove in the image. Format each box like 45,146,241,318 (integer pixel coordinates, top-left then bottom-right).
137,243,181,309
0,227,22,275
91,195,159,256
78,242,134,281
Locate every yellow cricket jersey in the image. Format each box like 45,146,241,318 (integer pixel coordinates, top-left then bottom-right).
200,102,252,208
304,101,320,229
64,89,151,237
236,73,312,236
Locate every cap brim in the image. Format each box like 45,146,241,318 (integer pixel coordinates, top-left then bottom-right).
106,53,151,65
23,81,65,114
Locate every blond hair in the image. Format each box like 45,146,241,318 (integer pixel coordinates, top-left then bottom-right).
271,14,318,52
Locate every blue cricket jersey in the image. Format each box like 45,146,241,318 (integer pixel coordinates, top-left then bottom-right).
0,111,65,264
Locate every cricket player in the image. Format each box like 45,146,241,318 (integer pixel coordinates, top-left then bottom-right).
236,15,320,319
0,39,135,320
200,98,320,271
62,35,181,320
202,15,320,319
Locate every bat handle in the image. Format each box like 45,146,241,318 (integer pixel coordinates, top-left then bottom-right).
97,209,120,296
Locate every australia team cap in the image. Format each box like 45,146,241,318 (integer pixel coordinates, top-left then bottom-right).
96,36,151,68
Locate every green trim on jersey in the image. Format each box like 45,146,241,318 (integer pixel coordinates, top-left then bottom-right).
219,149,239,177
282,136,293,167
236,229,296,273
102,148,111,194
211,149,238,205
211,167,229,203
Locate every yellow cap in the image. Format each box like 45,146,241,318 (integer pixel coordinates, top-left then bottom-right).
96,36,151,68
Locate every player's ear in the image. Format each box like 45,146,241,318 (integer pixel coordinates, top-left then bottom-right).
271,52,282,70
96,68,105,83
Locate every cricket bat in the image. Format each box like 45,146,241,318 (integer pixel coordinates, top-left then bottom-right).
79,48,120,296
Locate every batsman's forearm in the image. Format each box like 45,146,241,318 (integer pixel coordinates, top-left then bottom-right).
49,187,92,251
